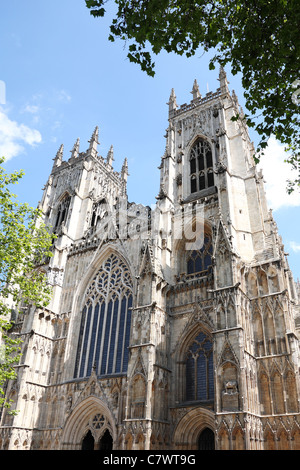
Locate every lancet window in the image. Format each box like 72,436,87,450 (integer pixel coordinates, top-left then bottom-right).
189,138,214,193
186,330,214,402
91,198,109,228
53,194,71,232
74,253,133,378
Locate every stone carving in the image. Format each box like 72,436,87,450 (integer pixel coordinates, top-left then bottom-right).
223,380,238,395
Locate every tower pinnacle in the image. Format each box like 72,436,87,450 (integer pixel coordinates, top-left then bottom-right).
87,126,100,157
106,145,114,168
70,138,80,159
191,79,201,100
167,88,177,113
219,66,229,94
52,144,64,169
121,157,129,182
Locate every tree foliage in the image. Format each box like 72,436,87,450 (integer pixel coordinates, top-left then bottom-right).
86,0,300,190
0,157,53,411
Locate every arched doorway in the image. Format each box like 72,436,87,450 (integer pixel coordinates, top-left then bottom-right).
82,431,95,450
198,428,215,450
81,429,113,450
61,396,116,450
98,430,113,450
172,407,215,449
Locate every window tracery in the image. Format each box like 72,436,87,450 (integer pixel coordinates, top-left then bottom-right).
186,330,214,402
189,138,214,194
187,234,213,275
91,198,109,228
74,253,133,378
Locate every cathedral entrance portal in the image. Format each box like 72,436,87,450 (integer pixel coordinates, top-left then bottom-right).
61,396,116,450
172,407,215,450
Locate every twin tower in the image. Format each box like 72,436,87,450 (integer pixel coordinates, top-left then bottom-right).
1,68,300,450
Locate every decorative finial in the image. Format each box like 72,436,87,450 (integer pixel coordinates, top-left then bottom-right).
70,138,80,159
121,157,129,182
106,144,114,168
87,126,100,157
167,88,177,113
191,79,201,100
219,66,229,94
53,144,64,168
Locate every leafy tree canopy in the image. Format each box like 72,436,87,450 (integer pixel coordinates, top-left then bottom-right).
0,157,53,411
86,0,300,190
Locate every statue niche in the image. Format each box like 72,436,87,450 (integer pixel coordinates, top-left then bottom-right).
220,363,239,412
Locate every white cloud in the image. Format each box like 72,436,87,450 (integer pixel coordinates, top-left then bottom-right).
56,90,71,103
258,136,300,211
290,241,300,253
22,104,40,114
0,107,42,160
18,89,71,137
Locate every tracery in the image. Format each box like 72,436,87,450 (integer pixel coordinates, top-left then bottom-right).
186,330,214,402
189,138,214,194
74,253,133,378
187,234,213,275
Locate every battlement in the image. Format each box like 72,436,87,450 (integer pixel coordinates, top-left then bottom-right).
170,87,223,119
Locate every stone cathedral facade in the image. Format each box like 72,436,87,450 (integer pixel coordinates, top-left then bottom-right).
1,68,300,451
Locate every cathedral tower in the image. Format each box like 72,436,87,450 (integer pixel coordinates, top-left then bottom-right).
1,69,300,450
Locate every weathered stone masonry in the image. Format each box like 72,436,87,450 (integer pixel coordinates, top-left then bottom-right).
1,68,300,450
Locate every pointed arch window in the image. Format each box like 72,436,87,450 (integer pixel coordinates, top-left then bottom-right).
186,330,214,402
54,194,71,232
187,234,213,275
74,254,133,378
189,138,214,194
91,198,109,228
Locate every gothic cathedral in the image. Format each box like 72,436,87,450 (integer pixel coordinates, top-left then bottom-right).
1,69,300,450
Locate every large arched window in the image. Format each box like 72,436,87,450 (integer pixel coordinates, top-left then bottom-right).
190,138,214,194
187,234,213,275
186,331,214,402
74,253,133,378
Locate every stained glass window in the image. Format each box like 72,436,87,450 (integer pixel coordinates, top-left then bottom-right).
189,139,214,194
187,235,213,275
186,331,214,402
74,254,133,378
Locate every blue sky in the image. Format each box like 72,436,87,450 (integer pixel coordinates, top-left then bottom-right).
1,0,300,280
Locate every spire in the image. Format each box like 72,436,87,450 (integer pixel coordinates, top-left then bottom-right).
87,126,99,157
106,144,114,168
191,79,201,100
52,144,64,169
219,66,229,94
121,157,129,182
70,138,80,159
167,88,177,113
